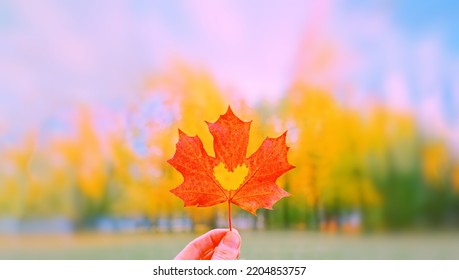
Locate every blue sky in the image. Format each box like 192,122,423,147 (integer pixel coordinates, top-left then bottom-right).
0,0,458,146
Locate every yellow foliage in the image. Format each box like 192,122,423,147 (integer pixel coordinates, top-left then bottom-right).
422,142,448,186
0,61,454,229
213,162,248,191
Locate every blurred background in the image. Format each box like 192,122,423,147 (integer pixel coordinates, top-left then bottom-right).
1,0,459,259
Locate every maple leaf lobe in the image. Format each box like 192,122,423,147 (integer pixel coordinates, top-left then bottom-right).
168,129,228,207
231,132,294,215
207,106,251,172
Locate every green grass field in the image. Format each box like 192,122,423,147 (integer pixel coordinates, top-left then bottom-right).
1,230,458,259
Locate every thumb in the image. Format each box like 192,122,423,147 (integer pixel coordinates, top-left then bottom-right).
211,230,241,260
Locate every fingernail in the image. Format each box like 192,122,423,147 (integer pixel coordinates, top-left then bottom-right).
222,231,240,248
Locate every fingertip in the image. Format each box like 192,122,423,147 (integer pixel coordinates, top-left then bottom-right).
210,230,241,260
222,231,241,248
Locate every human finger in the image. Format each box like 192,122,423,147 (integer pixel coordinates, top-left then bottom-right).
211,230,241,260
174,229,230,260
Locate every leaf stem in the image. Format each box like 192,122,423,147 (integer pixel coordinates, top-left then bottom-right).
228,200,232,231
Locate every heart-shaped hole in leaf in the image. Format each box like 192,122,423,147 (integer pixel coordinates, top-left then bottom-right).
213,162,248,191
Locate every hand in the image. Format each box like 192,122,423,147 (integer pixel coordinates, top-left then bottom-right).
174,228,241,260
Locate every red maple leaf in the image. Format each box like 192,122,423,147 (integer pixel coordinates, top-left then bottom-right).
168,107,294,229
